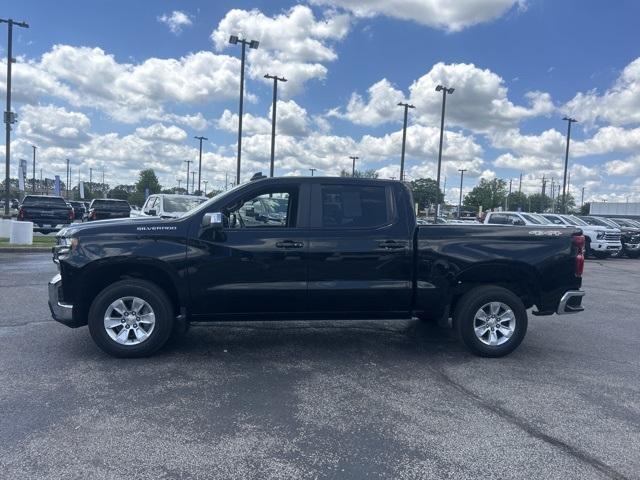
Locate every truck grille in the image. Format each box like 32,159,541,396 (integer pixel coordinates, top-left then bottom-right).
604,233,621,242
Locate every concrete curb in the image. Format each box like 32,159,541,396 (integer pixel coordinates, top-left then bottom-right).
0,247,51,253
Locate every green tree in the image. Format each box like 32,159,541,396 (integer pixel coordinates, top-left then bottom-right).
409,178,444,210
580,202,591,215
554,192,576,213
340,169,379,178
109,185,133,200
528,193,552,213
135,169,162,195
506,191,528,211
463,178,508,211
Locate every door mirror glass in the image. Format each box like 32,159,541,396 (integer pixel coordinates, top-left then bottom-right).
202,212,224,228
148,209,157,216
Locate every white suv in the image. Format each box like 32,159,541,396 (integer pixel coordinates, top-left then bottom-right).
484,211,559,227
142,194,208,219
541,213,621,259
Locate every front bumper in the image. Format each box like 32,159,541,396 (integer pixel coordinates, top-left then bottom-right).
48,274,82,328
591,240,621,252
623,243,640,251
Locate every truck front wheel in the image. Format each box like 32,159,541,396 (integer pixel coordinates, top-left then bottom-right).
88,279,174,358
453,286,528,357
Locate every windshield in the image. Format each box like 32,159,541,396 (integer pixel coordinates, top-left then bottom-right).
579,216,613,227
521,213,543,224
91,199,130,210
621,218,640,227
164,196,207,213
562,215,583,226
21,196,67,207
188,184,247,216
612,218,636,228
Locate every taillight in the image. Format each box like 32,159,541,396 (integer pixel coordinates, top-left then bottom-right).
69,209,74,220
572,234,585,277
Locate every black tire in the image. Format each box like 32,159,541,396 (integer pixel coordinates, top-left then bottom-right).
585,238,592,258
88,279,174,358
454,285,528,358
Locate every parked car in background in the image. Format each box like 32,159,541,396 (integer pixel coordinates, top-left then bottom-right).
50,176,586,359
541,213,621,258
87,198,131,221
142,194,208,219
69,201,87,222
578,216,640,258
18,195,74,231
484,211,558,226
130,205,144,217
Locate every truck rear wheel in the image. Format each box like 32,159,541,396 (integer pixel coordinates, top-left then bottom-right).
454,286,527,357
88,279,174,358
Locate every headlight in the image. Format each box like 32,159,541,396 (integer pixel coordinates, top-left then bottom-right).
56,237,78,248
596,232,605,240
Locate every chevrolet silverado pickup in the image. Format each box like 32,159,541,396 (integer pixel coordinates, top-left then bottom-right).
18,195,74,230
49,177,586,358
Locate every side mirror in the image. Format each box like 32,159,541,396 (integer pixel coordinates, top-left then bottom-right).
148,209,157,216
202,212,223,228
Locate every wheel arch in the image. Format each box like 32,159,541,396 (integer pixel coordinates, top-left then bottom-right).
72,258,186,326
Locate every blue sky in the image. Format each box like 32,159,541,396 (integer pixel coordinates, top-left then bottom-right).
2,0,640,202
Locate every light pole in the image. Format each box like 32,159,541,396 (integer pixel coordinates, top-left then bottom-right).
1,18,29,217
229,35,259,185
264,74,287,178
309,168,317,177
30,145,37,193
177,179,182,192
434,85,454,222
457,169,466,218
194,135,207,194
66,158,70,199
581,186,585,209
349,156,359,176
397,102,415,182
203,180,208,196
89,168,93,198
561,116,578,214
184,159,192,194
191,172,196,195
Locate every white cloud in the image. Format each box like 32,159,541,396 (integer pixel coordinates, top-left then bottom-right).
310,0,525,32
16,104,91,147
328,78,405,126
409,62,554,132
134,123,188,143
211,6,350,95
2,45,240,124
605,155,640,176
565,57,640,127
158,11,193,35
215,109,272,135
572,126,640,157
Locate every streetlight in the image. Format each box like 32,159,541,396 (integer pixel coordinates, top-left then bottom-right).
184,159,192,194
1,18,29,218
457,169,466,218
264,74,287,178
434,84,454,222
349,156,359,176
309,168,317,177
229,35,259,185
561,116,578,214
191,172,196,195
31,145,37,193
397,102,415,182
194,136,208,194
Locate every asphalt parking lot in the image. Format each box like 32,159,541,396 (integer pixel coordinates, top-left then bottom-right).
0,253,638,479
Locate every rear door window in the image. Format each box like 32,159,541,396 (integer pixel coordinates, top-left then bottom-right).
320,185,389,228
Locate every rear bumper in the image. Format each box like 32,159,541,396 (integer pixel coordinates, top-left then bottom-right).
556,290,585,315
48,274,83,328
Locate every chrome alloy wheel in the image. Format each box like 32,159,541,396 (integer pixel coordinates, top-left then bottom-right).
104,296,156,346
473,302,516,346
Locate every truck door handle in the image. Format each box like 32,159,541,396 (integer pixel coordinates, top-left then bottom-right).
276,240,304,249
378,240,405,250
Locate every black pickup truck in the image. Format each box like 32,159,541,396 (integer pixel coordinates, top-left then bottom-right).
87,198,131,221
50,177,586,358
18,195,74,229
